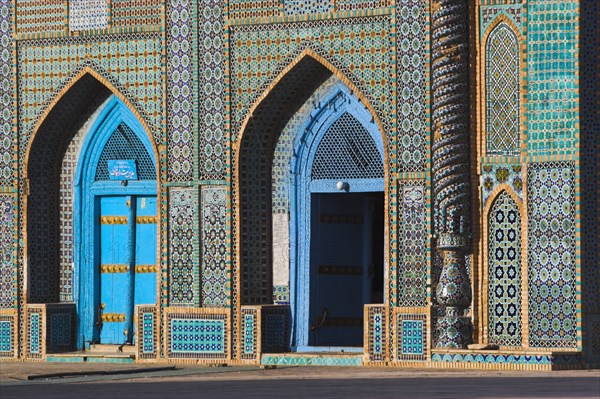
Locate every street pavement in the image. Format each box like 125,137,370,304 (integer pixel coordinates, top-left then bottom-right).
1,362,599,399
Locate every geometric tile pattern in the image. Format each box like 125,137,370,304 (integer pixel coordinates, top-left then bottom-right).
201,186,227,307
485,23,520,156
166,0,194,181
480,5,523,38
241,308,258,359
18,34,163,149
396,0,428,171
168,188,198,306
488,191,522,347
0,315,13,356
430,353,581,369
261,354,363,367
227,0,280,20
261,306,290,353
136,305,158,360
16,0,66,36
170,318,224,353
0,195,14,308
272,285,290,305
68,0,108,31
26,308,43,359
111,0,163,28
284,0,332,15
527,162,577,348
46,305,75,353
481,164,523,205
397,313,427,361
198,0,226,180
398,183,427,307
365,305,388,362
230,16,394,143
336,0,393,11
527,1,579,156
165,309,228,360
0,0,13,186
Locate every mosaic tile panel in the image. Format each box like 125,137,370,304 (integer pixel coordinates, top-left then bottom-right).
227,0,280,19
261,306,290,353
398,183,427,307
480,4,524,37
586,315,600,365
527,162,577,348
397,314,427,361
17,35,164,145
69,0,108,31
0,195,14,308
230,16,394,143
272,285,289,305
111,0,163,27
396,0,428,172
46,305,75,353
336,0,393,11
261,354,363,367
136,305,158,360
200,186,227,307
198,0,226,180
284,0,332,15
165,310,228,360
26,308,43,359
365,305,387,362
0,314,14,356
487,191,522,347
485,23,520,156
271,76,339,214
527,1,579,156
481,164,523,205
0,0,13,187
241,307,258,360
171,319,224,353
168,188,199,307
166,0,194,181
16,0,66,35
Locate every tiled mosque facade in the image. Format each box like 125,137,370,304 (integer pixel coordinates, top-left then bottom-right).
0,0,597,370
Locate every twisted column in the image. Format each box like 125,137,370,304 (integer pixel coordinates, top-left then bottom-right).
431,0,472,348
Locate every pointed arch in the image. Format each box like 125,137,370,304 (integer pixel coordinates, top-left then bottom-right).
232,50,390,354
482,188,524,347
482,17,524,156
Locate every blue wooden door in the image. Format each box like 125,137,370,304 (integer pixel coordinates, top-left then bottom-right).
310,193,373,347
98,195,157,344
99,196,134,344
134,196,157,306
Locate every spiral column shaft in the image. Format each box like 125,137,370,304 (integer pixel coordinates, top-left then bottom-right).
431,0,473,348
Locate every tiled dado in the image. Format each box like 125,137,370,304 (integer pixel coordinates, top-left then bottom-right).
430,350,583,371
0,309,17,359
240,305,291,364
164,307,230,364
25,304,76,361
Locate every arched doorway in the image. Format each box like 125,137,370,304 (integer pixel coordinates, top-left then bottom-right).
74,96,158,347
235,53,388,354
290,83,385,351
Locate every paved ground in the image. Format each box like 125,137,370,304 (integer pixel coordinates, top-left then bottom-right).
1,362,599,399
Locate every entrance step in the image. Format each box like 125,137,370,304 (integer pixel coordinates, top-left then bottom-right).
46,351,135,364
261,353,363,367
89,344,136,355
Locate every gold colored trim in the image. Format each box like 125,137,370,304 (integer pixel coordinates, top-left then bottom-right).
135,265,158,273
136,216,158,224
100,265,130,273
100,216,128,225
101,313,126,323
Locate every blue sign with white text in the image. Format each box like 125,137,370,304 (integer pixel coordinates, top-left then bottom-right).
108,160,138,180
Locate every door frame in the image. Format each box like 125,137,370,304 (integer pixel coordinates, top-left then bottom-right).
73,96,157,348
289,83,385,351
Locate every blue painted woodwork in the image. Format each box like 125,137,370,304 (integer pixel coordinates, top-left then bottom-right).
99,196,134,344
134,196,158,307
73,96,157,349
310,193,373,347
289,82,385,350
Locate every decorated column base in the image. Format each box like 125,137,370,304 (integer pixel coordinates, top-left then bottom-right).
435,308,473,349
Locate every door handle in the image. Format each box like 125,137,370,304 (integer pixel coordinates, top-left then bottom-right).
310,307,329,331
